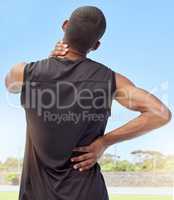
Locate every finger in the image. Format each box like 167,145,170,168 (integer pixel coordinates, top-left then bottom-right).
72,146,91,153
49,50,58,57
56,42,69,48
55,44,68,50
51,52,66,56
71,153,93,162
52,49,69,56
73,159,94,170
54,46,69,52
63,44,69,48
79,163,94,172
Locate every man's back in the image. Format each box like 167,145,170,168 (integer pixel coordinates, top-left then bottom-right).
19,57,115,200
5,5,171,200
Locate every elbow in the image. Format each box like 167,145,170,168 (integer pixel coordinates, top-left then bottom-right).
4,75,18,94
164,109,172,124
148,107,172,129
159,108,172,126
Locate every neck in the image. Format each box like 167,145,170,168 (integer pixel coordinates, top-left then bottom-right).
65,48,87,61
61,38,87,61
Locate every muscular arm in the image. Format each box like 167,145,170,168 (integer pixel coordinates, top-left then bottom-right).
103,73,172,146
71,72,172,171
5,63,26,93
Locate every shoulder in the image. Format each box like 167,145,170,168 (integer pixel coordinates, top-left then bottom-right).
87,58,113,71
24,58,53,81
87,58,116,79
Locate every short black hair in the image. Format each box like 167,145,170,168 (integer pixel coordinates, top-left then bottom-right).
65,6,106,53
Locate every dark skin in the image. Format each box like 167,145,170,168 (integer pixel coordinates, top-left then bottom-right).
50,20,101,60
51,39,172,172
5,20,172,172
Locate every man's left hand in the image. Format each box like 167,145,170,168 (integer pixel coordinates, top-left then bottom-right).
71,136,108,172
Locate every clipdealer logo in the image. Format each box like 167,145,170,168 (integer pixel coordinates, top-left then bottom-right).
21,80,113,117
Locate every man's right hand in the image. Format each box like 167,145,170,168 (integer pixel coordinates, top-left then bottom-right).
50,41,69,58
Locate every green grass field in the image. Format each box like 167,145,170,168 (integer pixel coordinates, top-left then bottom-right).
0,192,172,200
110,194,172,200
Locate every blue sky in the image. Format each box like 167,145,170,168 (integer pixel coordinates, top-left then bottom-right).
0,0,174,161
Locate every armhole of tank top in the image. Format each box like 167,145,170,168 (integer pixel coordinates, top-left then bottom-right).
20,63,29,106
106,68,116,117
111,69,116,99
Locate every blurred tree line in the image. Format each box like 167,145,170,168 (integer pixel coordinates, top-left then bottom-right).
99,150,174,172
0,150,173,174
0,151,173,185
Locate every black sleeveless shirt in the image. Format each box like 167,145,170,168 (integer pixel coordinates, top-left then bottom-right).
19,57,116,200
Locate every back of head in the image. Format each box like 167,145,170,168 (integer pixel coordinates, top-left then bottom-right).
64,6,106,54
